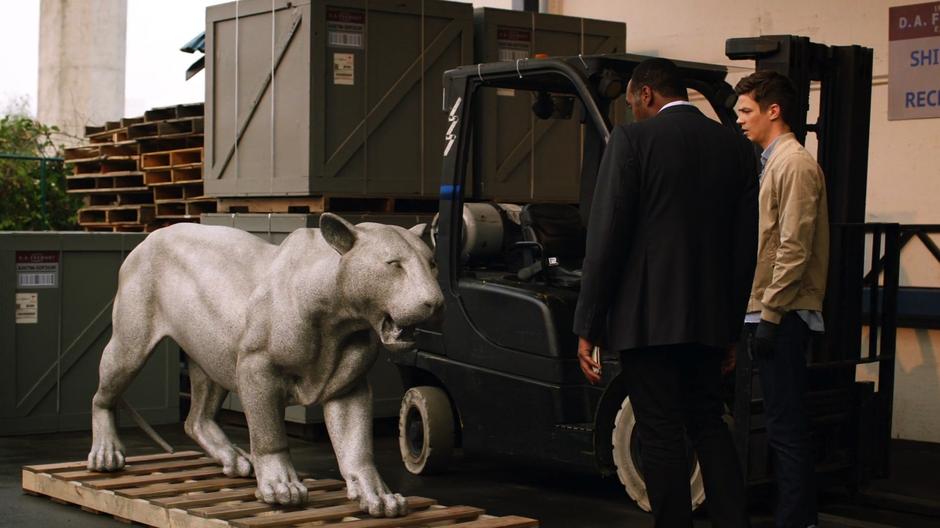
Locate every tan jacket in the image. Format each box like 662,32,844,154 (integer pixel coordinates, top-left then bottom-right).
748,133,829,323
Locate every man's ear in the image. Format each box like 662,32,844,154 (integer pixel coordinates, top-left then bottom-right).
641,85,654,106
409,223,428,238
320,213,357,255
767,102,782,121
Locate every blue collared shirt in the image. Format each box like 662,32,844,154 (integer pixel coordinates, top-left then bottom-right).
759,135,783,183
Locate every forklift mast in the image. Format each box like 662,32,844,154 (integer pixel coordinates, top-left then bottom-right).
727,37,898,480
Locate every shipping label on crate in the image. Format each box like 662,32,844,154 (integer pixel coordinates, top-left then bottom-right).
327,9,365,49
16,293,38,324
497,27,531,97
334,53,355,85
16,251,59,289
497,27,531,62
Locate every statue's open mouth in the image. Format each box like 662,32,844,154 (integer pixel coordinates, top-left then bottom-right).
380,314,417,349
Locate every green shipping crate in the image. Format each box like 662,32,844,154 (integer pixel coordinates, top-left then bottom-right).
0,232,180,435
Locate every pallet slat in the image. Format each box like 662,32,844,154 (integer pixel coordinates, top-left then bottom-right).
152,479,344,508
117,476,256,499
312,505,486,528
85,466,223,490
191,490,350,520
192,501,302,521
24,451,203,473
228,497,436,528
56,457,218,481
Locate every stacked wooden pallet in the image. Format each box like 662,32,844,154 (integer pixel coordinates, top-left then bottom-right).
66,117,152,232
66,103,211,232
142,145,217,219
22,451,538,528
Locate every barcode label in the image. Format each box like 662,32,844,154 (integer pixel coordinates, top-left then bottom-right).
329,31,363,48
18,272,57,288
16,252,59,289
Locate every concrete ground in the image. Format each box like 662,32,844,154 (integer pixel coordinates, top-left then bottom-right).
2,420,938,527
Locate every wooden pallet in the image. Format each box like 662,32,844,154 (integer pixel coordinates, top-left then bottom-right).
138,135,204,154
22,451,537,528
153,183,206,202
85,118,135,135
141,147,204,170
83,188,154,207
64,143,137,161
143,168,201,183
68,157,140,175
78,204,155,225
86,126,130,144
66,172,146,191
144,103,205,122
218,196,439,215
130,118,205,140
74,104,206,233
155,198,218,219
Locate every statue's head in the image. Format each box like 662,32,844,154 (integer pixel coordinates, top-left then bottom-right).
320,213,444,351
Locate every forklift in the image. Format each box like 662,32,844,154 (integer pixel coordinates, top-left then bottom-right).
388,35,899,511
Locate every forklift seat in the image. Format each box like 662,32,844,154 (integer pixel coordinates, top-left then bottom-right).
515,203,585,286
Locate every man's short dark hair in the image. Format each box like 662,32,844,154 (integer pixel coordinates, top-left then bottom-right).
734,70,799,128
629,58,687,99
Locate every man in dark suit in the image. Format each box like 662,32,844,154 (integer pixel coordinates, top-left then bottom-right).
573,58,757,528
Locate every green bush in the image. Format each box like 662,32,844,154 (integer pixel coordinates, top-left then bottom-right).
0,112,82,230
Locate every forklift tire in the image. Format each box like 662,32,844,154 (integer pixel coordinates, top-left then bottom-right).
398,386,455,475
611,397,706,512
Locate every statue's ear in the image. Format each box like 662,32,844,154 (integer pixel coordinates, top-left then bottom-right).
409,223,428,238
320,213,357,255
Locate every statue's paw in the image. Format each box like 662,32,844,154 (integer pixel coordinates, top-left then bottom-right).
255,478,308,506
359,492,408,518
253,453,306,505
221,449,253,478
345,468,407,517
86,441,125,472
223,453,252,477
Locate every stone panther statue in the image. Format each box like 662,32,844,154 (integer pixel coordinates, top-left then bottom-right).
87,214,443,517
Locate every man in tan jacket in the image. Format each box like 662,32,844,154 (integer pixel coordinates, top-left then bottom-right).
735,71,829,528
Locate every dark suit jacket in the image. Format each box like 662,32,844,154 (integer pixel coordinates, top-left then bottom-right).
573,104,758,351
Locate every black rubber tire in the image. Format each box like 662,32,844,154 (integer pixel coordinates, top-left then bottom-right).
611,396,705,511
398,386,455,475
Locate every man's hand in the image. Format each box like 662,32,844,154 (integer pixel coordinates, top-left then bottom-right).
721,344,736,375
752,319,779,358
577,336,601,385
